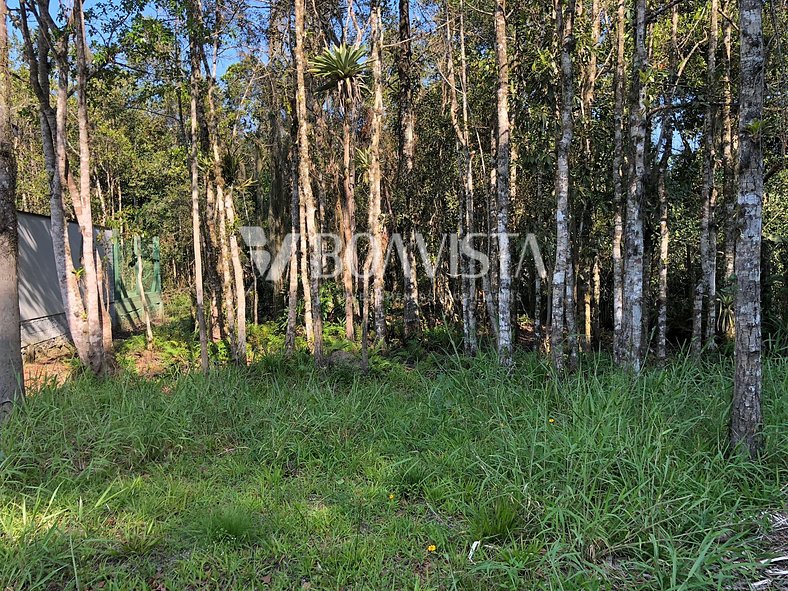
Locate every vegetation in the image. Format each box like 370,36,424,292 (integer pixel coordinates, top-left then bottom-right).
1,333,786,589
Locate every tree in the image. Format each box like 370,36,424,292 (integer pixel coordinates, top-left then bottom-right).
18,0,109,376
494,0,512,364
730,0,765,458
0,0,23,420
398,0,420,339
621,0,648,372
368,0,386,344
311,43,366,341
186,0,210,374
295,0,324,364
550,0,577,372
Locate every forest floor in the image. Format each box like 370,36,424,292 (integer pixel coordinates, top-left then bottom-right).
2,322,787,590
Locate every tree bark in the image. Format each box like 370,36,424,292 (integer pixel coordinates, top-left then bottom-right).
446,0,477,356
551,0,577,372
721,0,736,342
369,0,386,344
612,0,625,363
693,0,719,353
187,3,210,374
0,0,23,420
294,0,324,364
622,0,648,371
74,0,107,375
398,0,419,339
494,0,512,364
730,0,764,459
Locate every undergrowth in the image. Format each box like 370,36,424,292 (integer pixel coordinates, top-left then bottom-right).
0,350,785,590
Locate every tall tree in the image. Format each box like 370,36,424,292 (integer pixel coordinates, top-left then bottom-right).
0,0,23,419
187,1,210,374
18,0,108,376
693,0,719,353
730,0,765,458
622,0,648,371
494,0,512,364
368,0,386,343
294,0,324,363
611,0,625,363
550,0,578,371
398,0,419,338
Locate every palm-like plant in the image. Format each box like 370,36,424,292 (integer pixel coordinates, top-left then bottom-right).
309,44,367,102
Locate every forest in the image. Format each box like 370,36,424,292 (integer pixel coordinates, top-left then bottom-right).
0,0,786,587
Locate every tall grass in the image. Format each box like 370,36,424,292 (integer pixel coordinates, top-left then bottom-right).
0,351,785,590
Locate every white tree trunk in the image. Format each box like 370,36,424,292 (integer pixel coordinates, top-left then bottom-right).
494,0,512,364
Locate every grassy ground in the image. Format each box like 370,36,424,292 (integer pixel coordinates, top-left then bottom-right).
1,341,786,590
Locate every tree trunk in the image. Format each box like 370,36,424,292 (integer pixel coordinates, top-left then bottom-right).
730,0,764,459
187,5,210,374
551,0,577,372
294,0,324,364
398,0,419,339
721,0,736,341
693,0,719,353
74,0,107,375
612,0,625,363
446,0,477,356
340,98,356,340
622,0,648,371
135,236,154,348
285,146,300,355
0,0,23,420
494,0,512,364
369,0,386,344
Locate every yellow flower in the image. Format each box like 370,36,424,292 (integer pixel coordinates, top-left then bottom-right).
388,494,395,500
548,418,555,424
427,544,437,552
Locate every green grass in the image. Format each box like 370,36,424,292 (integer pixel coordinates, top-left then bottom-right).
0,350,785,590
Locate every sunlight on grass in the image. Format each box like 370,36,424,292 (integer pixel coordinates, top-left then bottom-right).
0,352,785,589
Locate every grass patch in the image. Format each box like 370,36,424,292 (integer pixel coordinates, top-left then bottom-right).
0,351,785,589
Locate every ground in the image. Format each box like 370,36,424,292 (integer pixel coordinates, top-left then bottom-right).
2,328,787,590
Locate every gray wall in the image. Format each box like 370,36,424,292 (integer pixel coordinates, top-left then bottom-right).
17,212,113,348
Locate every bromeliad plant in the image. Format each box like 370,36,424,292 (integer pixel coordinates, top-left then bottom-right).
309,43,367,102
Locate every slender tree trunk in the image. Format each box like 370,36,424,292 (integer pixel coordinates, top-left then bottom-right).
612,0,625,363
494,0,512,364
294,0,324,364
721,0,736,341
135,236,154,348
340,98,356,340
369,0,386,344
656,8,678,362
74,0,107,375
551,0,577,372
730,0,764,459
694,0,719,353
446,0,477,355
286,146,300,354
0,0,23,419
398,0,419,339
657,118,673,362
622,0,648,371
187,4,209,374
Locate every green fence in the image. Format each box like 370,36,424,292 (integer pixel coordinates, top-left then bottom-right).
112,235,163,332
